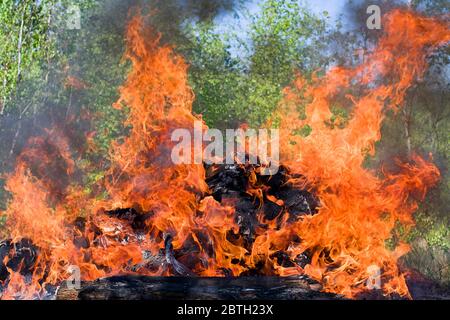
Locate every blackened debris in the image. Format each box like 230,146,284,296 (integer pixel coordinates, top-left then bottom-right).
0,240,11,282
205,161,319,240
164,234,196,277
0,238,39,283
106,208,152,232
5,238,38,275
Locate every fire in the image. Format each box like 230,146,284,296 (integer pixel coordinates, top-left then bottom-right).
0,9,448,299
275,10,448,297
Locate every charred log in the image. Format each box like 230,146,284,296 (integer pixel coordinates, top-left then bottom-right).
56,275,340,300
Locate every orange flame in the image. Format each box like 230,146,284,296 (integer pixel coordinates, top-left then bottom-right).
275,10,448,297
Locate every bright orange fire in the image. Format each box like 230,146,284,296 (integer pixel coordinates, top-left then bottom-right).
274,10,448,297
0,9,448,300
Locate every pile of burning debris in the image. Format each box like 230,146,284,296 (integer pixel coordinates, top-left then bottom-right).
0,162,320,298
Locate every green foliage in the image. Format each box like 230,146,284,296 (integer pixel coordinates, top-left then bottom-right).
0,0,53,113
293,124,312,138
400,213,450,284
326,106,350,129
410,213,450,250
184,23,244,128
250,0,326,82
186,0,326,129
0,214,5,237
58,4,129,157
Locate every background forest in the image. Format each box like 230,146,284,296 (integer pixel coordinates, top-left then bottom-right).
0,0,448,285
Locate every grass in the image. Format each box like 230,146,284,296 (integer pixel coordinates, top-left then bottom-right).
402,213,450,285
0,215,6,239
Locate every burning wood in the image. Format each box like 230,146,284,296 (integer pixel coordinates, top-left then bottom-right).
0,162,319,287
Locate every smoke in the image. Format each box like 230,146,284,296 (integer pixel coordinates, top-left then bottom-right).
91,0,243,43
0,0,245,209
0,0,244,159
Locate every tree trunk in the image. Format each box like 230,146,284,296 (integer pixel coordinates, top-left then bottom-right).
17,10,25,82
402,105,413,158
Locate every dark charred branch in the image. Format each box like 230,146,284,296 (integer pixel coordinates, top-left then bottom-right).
56,275,341,300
